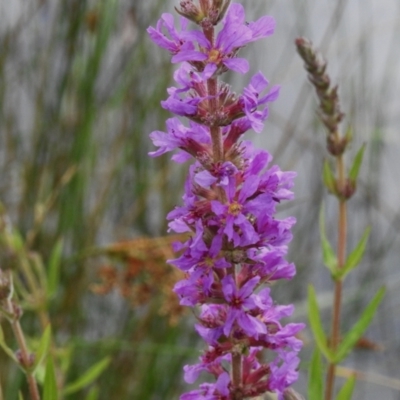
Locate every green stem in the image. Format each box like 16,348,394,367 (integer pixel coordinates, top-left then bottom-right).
325,153,347,400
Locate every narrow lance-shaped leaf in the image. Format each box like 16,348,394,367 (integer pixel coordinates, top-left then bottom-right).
348,143,366,183
335,287,385,363
47,239,63,298
344,125,353,144
10,229,25,253
340,227,371,279
30,253,47,295
32,325,52,373
0,325,19,364
319,205,338,277
336,375,356,400
308,285,334,362
43,356,58,400
322,159,337,195
63,357,111,395
85,386,100,400
308,348,324,400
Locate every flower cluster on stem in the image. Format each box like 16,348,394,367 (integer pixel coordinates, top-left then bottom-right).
148,2,304,399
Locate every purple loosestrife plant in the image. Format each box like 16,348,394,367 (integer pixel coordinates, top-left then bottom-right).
148,2,304,399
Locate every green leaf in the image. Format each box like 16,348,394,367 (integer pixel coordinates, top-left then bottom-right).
0,325,18,364
340,227,371,279
319,205,338,277
47,239,63,298
32,325,52,373
345,125,353,144
63,357,110,395
348,144,366,182
308,348,324,400
336,375,356,400
308,285,334,362
85,386,99,400
322,160,336,194
58,345,73,375
335,287,385,363
43,356,58,400
18,392,24,400
10,229,25,253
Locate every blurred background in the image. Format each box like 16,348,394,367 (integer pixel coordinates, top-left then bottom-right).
0,0,399,399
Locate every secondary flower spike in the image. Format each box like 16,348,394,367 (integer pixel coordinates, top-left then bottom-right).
148,1,304,399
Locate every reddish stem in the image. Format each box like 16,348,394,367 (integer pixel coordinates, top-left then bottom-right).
203,22,242,396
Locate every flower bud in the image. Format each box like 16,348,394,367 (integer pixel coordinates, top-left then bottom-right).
15,350,35,369
175,1,205,24
11,301,23,320
211,0,231,24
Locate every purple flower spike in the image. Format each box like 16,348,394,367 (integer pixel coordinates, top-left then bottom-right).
148,2,303,399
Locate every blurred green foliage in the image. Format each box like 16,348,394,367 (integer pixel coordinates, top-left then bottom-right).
0,0,195,398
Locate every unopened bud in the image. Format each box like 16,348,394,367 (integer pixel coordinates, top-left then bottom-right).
212,0,231,24
11,302,23,320
225,249,247,263
327,134,348,156
339,178,356,200
15,350,35,369
175,1,204,24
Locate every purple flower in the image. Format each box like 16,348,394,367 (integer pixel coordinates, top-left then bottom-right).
173,62,217,93
211,174,268,247
178,4,277,74
240,72,280,133
147,13,205,62
171,234,230,293
183,352,228,384
268,351,301,400
180,372,231,400
221,275,267,338
195,304,227,344
149,117,211,162
194,161,238,187
248,249,296,282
